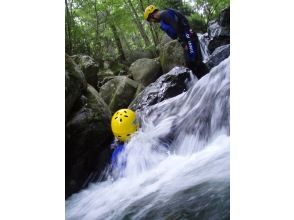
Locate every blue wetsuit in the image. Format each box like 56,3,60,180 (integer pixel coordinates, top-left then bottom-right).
159,9,208,79
110,143,126,177
111,143,125,167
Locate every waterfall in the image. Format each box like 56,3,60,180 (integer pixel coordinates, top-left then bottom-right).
198,33,211,63
66,57,230,220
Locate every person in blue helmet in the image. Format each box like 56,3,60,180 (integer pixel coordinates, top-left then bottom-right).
110,109,139,177
144,5,209,79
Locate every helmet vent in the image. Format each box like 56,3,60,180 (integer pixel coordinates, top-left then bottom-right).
127,134,130,136
124,110,127,113
124,115,128,117
115,117,118,119
120,119,122,122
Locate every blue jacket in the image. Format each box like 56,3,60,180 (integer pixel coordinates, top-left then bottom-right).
111,143,126,171
159,9,190,41
159,9,198,62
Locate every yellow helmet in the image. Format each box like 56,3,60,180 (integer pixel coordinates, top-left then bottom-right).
111,109,138,142
144,5,158,21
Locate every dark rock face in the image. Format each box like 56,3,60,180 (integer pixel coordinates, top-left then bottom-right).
70,55,100,89
207,36,230,54
206,44,230,70
219,7,230,27
129,67,195,111
65,54,87,121
65,84,113,198
207,7,230,53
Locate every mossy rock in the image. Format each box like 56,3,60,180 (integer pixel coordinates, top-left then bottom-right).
159,40,186,74
99,76,140,113
129,58,162,86
70,54,100,89
65,54,87,121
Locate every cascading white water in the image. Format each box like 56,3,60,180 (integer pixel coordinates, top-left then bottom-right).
66,57,230,220
198,33,211,63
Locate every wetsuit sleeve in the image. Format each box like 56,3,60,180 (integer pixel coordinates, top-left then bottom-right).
160,22,177,39
160,10,180,38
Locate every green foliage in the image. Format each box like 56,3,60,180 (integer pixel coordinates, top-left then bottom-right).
154,0,193,16
194,0,230,23
188,13,207,33
65,0,229,62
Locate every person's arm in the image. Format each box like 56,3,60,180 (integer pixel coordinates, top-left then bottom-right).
160,22,177,39
160,10,181,37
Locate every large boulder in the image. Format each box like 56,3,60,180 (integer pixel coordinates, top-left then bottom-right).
65,84,113,198
65,54,87,121
206,45,230,70
70,55,100,89
219,6,230,27
160,40,186,74
97,69,115,90
129,66,194,111
102,60,128,76
97,61,129,89
129,58,162,86
126,49,155,64
99,76,141,113
207,7,230,53
157,34,173,51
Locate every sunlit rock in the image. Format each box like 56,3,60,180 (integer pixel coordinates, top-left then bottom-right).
129,58,162,86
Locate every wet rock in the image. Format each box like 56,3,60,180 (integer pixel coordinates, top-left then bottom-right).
208,20,221,39
207,36,230,54
129,58,162,86
219,6,230,27
66,84,113,198
71,54,100,89
207,7,230,53
160,40,186,74
206,45,230,70
65,54,87,121
99,76,141,113
129,67,194,111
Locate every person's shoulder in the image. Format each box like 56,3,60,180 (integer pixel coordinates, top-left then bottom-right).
160,9,171,18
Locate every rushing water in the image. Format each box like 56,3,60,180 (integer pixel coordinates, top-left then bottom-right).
198,33,211,63
66,57,230,220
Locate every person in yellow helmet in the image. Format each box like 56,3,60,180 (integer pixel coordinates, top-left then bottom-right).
111,108,138,143
144,5,209,79
110,109,138,173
